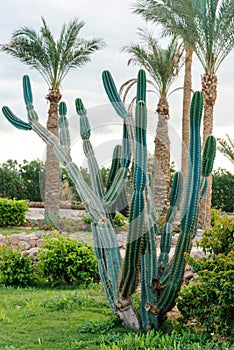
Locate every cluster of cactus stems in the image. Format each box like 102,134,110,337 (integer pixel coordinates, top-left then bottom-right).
2,69,216,331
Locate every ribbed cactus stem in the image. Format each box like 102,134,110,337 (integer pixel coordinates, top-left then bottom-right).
102,70,128,119
2,106,32,130
158,92,204,315
202,136,216,177
59,102,70,151
118,70,147,299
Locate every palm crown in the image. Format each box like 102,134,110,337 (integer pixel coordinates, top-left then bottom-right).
123,29,183,96
134,0,234,73
1,17,105,89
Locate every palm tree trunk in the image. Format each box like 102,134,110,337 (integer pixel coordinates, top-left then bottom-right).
44,89,61,225
199,73,217,228
181,43,193,207
154,96,170,216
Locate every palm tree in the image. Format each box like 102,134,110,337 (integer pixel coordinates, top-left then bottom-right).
134,0,196,211
123,30,183,215
134,0,234,227
217,134,234,165
1,17,104,223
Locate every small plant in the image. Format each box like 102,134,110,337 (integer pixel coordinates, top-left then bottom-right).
198,214,234,255
177,217,234,337
113,213,127,228
100,329,232,349
0,245,35,286
0,198,29,227
177,252,234,337
37,233,99,286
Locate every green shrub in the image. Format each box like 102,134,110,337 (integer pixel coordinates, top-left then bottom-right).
198,215,234,256
0,198,29,227
0,245,35,286
113,213,127,228
100,329,232,349
38,234,99,286
177,252,234,337
212,169,234,212
178,215,234,337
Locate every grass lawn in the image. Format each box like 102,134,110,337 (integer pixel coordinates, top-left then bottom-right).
0,284,129,350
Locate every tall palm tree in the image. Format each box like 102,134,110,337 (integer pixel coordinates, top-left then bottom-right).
217,134,234,165
134,0,234,227
134,0,196,211
123,30,183,215
1,17,104,223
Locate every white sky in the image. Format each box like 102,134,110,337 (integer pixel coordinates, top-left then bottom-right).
0,0,233,172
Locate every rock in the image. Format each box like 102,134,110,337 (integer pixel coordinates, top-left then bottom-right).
184,270,194,280
9,234,20,245
18,241,31,250
27,247,39,258
36,239,44,247
18,233,30,241
29,239,37,248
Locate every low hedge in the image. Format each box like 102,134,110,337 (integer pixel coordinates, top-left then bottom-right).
0,198,29,227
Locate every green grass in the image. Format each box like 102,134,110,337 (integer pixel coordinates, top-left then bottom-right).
0,284,127,350
0,227,41,236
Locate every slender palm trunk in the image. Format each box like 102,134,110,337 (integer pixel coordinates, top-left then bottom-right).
154,96,170,216
181,43,193,208
199,72,217,228
44,89,62,224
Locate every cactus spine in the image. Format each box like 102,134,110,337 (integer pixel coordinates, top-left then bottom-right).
2,70,215,331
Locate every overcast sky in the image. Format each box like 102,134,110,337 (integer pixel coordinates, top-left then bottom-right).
0,0,233,172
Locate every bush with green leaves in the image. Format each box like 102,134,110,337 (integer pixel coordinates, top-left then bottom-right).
0,198,29,226
113,213,127,228
38,234,99,286
212,168,234,212
177,252,234,337
198,214,234,256
177,217,234,337
0,245,35,286
100,329,232,349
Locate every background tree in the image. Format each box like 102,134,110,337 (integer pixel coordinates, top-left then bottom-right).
123,30,183,214
1,17,104,223
134,0,234,227
212,168,234,213
217,134,234,165
0,160,24,199
134,0,196,210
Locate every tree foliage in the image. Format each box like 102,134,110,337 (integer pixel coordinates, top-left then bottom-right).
212,168,234,212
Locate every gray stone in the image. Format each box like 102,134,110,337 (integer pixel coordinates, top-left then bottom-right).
9,234,20,245
18,240,31,250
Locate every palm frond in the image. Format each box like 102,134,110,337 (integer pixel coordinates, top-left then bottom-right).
217,134,234,165
134,0,234,74
123,29,184,96
1,17,104,89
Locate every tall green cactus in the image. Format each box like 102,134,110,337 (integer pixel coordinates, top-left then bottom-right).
2,70,216,331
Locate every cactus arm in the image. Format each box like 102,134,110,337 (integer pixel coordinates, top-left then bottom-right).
199,136,216,201
140,188,159,330
2,106,32,130
118,70,147,299
75,98,105,199
202,136,216,178
23,76,39,122
102,70,128,119
58,102,70,152
157,171,183,275
158,92,204,314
